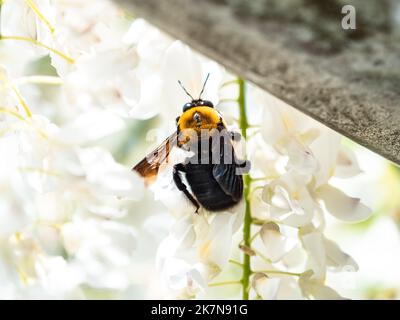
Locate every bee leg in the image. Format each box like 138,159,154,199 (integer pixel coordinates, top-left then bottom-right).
236,159,251,173
173,163,201,213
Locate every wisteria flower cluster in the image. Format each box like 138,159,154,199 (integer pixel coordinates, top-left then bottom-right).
0,0,371,299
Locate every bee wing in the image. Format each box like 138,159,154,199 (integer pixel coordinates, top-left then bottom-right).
211,131,245,201
133,131,178,184
212,163,243,201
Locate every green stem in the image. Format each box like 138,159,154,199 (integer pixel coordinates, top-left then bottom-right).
25,0,55,34
253,270,303,277
249,231,260,244
220,79,240,89
209,280,242,287
253,248,272,264
0,35,75,63
238,78,252,300
229,259,243,268
218,98,239,104
0,107,25,121
11,85,32,118
238,79,248,140
14,75,63,86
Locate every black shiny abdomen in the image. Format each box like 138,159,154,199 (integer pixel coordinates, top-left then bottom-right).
173,129,248,212
183,163,243,211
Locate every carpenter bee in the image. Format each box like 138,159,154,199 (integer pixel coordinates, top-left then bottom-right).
133,75,250,213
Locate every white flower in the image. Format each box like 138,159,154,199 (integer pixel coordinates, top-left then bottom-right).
245,86,372,299
0,83,143,297
62,49,140,116
0,66,22,111
318,184,371,222
156,211,242,298
252,273,281,300
299,270,346,300
34,256,85,298
262,172,316,227
300,226,358,279
156,220,205,298
61,219,137,290
259,222,297,262
131,39,224,125
56,111,126,145
252,273,303,300
49,0,126,76
334,146,362,178
0,0,54,54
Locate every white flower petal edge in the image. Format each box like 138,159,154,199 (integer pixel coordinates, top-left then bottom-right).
260,222,297,262
299,271,347,300
318,184,372,222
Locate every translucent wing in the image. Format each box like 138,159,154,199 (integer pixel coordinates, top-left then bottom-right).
133,132,178,185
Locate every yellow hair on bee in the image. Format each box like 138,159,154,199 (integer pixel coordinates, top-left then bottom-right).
177,106,225,131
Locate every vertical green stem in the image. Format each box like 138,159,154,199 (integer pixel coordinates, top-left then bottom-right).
238,78,252,300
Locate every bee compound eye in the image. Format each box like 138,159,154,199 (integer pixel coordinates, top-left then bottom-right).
183,102,194,112
202,100,214,108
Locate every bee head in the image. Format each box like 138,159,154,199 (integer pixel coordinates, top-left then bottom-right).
177,74,219,130
182,99,214,112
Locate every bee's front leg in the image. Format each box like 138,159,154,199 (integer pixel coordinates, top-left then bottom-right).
173,163,201,214
235,159,251,174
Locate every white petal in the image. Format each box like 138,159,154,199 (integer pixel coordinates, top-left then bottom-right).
286,139,319,175
263,183,291,212
197,214,235,268
260,100,287,146
172,217,197,251
35,256,84,294
324,237,358,271
35,192,70,222
74,48,138,84
250,187,270,221
77,147,144,199
260,222,296,262
263,182,314,227
159,41,223,122
300,229,326,280
309,130,341,188
129,74,163,119
309,284,346,300
162,41,203,102
57,111,125,144
334,146,362,178
282,245,307,269
299,272,346,300
318,184,372,222
252,273,281,300
61,219,137,269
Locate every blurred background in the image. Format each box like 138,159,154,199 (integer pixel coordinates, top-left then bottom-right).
1,0,400,299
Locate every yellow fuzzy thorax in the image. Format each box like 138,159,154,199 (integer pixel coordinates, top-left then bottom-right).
177,106,224,131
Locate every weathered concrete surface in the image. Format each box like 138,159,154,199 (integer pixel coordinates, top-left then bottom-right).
115,0,400,165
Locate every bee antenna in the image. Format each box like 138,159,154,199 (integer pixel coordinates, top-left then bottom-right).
178,80,195,101
198,73,210,100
